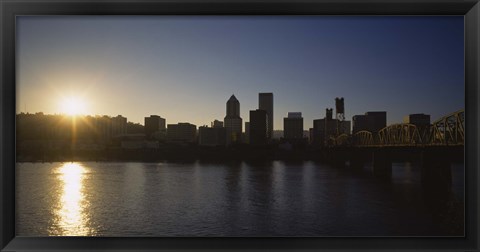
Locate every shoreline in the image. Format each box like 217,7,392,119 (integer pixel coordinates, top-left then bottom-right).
16,144,465,163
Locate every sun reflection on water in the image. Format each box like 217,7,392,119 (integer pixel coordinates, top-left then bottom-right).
49,163,96,236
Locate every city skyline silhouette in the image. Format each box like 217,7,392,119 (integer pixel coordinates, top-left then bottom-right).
17,16,464,130
14,96,463,132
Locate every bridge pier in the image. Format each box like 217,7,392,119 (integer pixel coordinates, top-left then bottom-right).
421,147,452,200
332,149,347,168
350,149,368,170
323,148,347,168
372,149,391,177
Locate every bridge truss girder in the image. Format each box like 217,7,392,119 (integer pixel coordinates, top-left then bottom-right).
430,110,464,146
378,123,424,146
334,133,350,146
353,131,375,146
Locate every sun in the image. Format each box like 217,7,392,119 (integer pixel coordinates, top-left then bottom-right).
60,97,87,116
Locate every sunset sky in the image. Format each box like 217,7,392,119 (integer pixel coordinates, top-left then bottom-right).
16,16,464,129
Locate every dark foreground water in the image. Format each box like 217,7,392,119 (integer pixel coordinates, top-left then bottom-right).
16,161,464,236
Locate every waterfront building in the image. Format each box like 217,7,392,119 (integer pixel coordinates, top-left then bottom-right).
111,115,127,137
259,93,273,139
249,109,268,145
118,134,159,149
283,112,304,140
198,126,226,146
224,95,243,145
352,111,387,133
167,123,196,143
144,115,166,139
352,115,368,133
95,115,112,141
311,108,351,146
403,113,430,126
311,118,336,146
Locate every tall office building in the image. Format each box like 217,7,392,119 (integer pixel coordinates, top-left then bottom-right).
352,111,386,133
224,95,243,145
144,115,166,138
403,113,430,138
249,109,268,145
352,115,368,133
283,112,303,140
403,113,430,126
259,93,273,140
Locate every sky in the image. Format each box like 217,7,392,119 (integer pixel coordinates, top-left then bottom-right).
16,16,464,130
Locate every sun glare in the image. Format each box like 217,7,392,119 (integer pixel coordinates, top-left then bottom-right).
60,97,87,116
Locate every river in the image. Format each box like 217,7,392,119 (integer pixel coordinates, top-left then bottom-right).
15,161,464,236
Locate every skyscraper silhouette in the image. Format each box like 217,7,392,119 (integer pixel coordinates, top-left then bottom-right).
249,109,268,145
224,95,243,145
283,112,303,140
259,93,273,140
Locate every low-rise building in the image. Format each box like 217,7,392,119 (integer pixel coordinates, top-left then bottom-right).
211,120,223,128
116,134,159,149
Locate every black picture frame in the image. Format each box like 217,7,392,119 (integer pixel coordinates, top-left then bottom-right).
1,0,479,251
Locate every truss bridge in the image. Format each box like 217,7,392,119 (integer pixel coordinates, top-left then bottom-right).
345,110,464,147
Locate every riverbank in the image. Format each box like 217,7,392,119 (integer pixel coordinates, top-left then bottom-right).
16,144,464,163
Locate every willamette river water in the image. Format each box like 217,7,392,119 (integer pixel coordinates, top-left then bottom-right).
15,161,464,236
